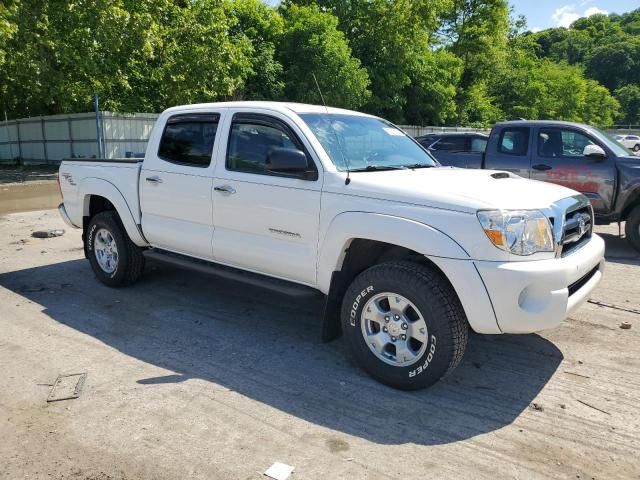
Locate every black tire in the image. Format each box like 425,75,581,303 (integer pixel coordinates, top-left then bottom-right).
341,261,468,390
625,206,640,253
85,211,145,287
633,144,640,152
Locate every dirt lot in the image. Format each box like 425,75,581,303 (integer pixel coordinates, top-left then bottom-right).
0,210,639,480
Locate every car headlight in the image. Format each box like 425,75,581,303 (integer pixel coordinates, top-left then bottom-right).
477,210,554,256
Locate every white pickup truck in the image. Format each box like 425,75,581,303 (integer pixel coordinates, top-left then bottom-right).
58,102,605,390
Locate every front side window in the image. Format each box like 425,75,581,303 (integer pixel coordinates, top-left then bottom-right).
538,128,595,158
498,128,530,156
299,113,437,171
158,114,219,167
226,114,314,177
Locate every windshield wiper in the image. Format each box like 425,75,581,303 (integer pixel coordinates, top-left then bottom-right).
405,163,436,169
350,165,408,172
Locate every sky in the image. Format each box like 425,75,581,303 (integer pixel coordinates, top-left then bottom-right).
510,0,638,31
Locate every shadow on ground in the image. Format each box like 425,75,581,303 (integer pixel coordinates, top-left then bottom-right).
0,258,563,446
600,231,640,266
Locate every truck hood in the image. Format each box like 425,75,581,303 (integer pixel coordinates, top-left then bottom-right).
339,167,579,213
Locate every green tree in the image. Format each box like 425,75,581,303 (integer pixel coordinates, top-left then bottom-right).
586,41,640,91
226,0,285,100
289,0,453,122
276,4,370,108
615,85,640,125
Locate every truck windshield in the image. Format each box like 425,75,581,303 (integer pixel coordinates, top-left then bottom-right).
590,127,633,157
299,113,438,171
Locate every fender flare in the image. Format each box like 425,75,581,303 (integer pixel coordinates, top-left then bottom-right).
317,212,500,340
317,212,469,293
79,177,149,247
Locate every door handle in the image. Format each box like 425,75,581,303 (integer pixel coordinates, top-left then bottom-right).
214,185,236,194
532,164,552,171
145,176,163,184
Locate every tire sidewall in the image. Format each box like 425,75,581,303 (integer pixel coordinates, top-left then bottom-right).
341,266,453,389
626,206,640,252
86,213,128,287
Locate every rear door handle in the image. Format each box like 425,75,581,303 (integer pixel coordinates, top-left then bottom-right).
532,164,552,171
145,176,163,184
214,185,236,194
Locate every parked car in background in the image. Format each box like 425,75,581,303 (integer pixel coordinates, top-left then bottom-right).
426,120,640,252
415,132,488,168
57,102,605,390
618,134,640,152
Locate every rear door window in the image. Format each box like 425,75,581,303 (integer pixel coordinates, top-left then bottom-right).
470,137,487,152
158,113,219,167
433,136,467,151
498,128,530,156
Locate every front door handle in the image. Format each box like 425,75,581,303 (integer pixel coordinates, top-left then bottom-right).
214,185,236,194
532,164,552,171
145,176,163,184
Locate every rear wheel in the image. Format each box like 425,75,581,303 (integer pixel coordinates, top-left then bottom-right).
86,211,145,287
625,205,640,253
341,261,468,390
633,144,640,152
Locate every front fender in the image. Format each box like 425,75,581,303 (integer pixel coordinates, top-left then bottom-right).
79,177,149,247
317,211,500,336
317,212,469,293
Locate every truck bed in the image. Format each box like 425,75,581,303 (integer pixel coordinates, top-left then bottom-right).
58,158,143,228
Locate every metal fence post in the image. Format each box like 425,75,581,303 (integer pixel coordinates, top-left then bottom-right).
94,95,104,159
41,117,48,164
67,117,75,158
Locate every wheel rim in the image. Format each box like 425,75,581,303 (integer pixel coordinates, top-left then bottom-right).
94,228,119,274
360,292,428,367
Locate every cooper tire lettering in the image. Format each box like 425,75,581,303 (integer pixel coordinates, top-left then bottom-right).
349,285,374,326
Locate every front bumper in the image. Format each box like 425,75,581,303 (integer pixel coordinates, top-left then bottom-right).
58,203,80,229
474,234,605,333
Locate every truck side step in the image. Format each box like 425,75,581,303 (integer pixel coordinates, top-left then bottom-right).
143,249,322,298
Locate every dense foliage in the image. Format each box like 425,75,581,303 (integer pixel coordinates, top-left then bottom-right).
0,1,637,127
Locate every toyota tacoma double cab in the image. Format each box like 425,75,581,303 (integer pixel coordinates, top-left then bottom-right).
424,120,640,252
57,102,605,390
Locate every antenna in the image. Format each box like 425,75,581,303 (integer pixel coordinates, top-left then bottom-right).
312,73,351,185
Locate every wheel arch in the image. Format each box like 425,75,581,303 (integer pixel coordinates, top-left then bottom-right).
317,212,498,341
79,178,148,247
620,188,640,222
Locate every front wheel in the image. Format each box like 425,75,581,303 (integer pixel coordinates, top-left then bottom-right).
86,211,145,287
341,261,468,390
633,144,640,152
625,206,640,253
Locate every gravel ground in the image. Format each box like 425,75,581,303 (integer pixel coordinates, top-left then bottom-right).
0,210,639,480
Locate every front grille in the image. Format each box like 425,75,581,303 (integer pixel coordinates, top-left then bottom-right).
560,205,593,257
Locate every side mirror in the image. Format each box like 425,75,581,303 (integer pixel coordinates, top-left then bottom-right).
266,147,316,179
583,144,606,159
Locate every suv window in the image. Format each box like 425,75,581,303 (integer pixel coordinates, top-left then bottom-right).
158,114,219,167
498,128,530,156
226,113,314,177
433,136,466,151
470,137,487,152
538,128,595,158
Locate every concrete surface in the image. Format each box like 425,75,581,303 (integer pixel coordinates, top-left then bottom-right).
0,210,639,480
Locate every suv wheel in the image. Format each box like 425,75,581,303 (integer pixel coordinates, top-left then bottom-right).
633,144,640,152
341,261,468,390
625,205,640,252
86,211,145,287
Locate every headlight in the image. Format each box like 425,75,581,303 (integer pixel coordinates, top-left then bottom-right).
477,210,554,256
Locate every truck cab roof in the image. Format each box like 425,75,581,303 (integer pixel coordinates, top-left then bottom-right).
162,101,374,118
